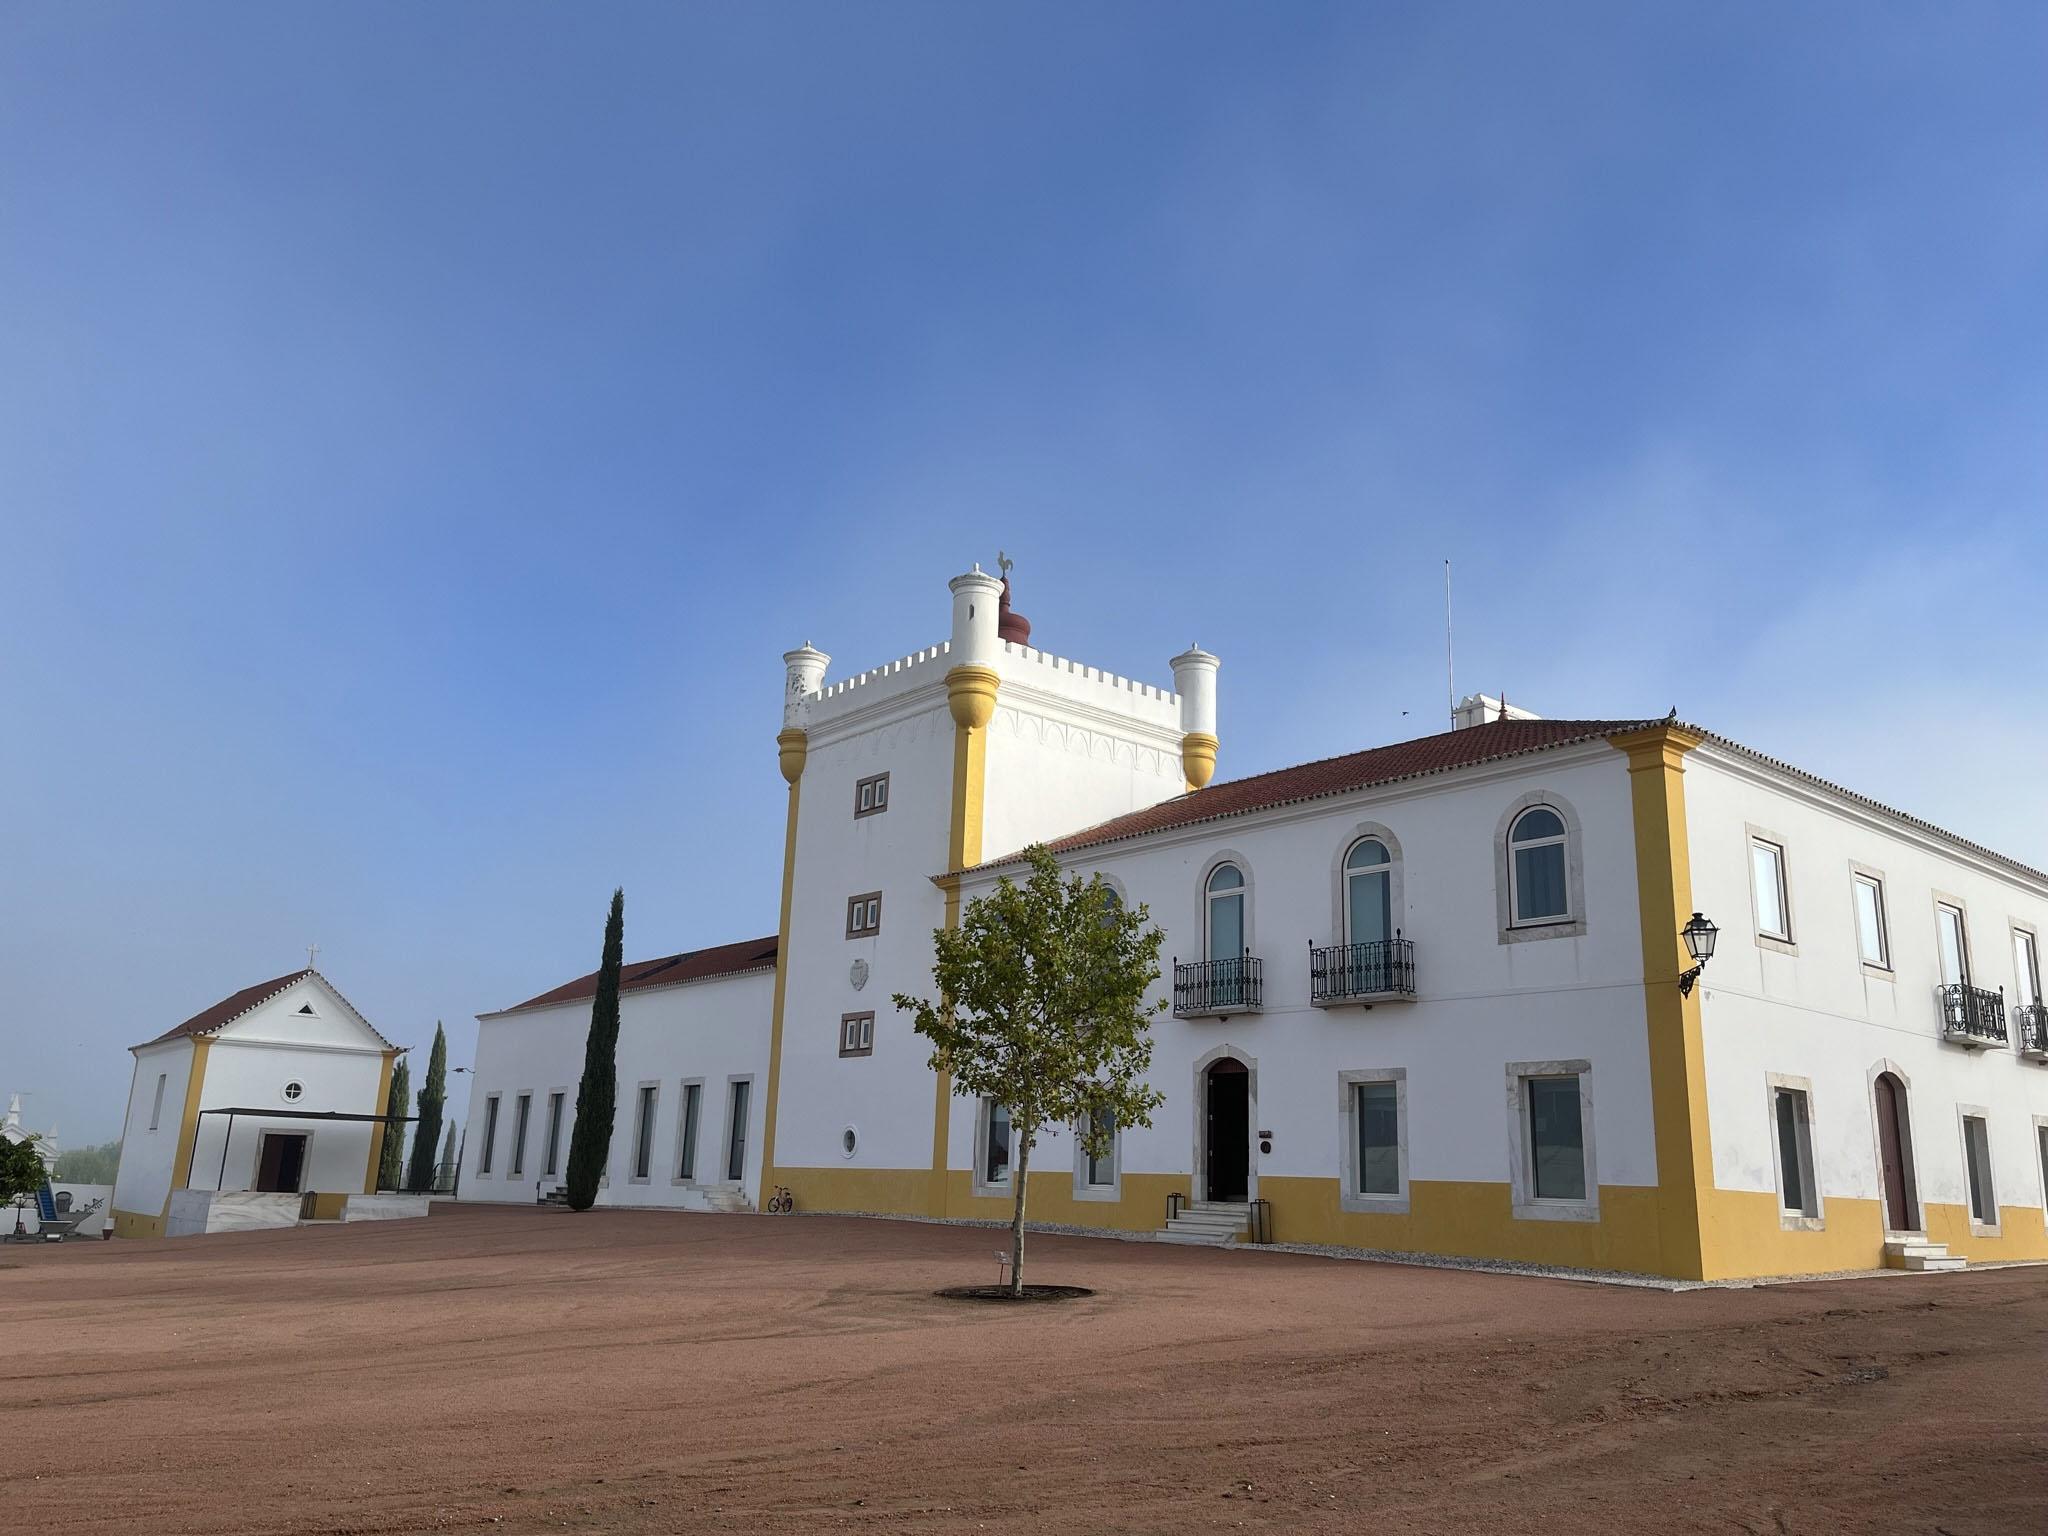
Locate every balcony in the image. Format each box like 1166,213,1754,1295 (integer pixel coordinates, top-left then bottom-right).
1173,956,1263,1019
1309,937,1418,1007
2016,1002,2048,1062
1938,984,2007,1048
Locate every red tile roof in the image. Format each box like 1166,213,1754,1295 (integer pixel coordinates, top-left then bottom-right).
489,935,780,1017
141,969,393,1051
966,717,1654,872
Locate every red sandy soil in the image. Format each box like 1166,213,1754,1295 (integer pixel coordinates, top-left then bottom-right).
3,1205,2043,1534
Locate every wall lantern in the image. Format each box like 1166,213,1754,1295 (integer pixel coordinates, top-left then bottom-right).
1678,912,1719,997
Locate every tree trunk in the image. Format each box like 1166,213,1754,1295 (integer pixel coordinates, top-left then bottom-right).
1009,1133,1030,1296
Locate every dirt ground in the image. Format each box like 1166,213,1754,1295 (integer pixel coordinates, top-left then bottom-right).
4,1206,2044,1534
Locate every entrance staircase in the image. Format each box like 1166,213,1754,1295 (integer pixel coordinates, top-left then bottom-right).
699,1186,752,1214
1156,1200,1250,1246
1883,1239,1965,1272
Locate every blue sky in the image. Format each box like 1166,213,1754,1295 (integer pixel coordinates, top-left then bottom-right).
3,4,2044,1143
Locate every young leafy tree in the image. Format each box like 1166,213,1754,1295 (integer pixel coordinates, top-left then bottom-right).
895,844,1165,1295
565,888,626,1212
377,1056,410,1191
1,1134,47,1205
406,1024,447,1193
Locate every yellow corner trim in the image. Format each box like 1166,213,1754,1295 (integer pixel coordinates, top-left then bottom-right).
167,1037,214,1202
364,1048,398,1194
1611,724,1711,1280
944,663,1000,730
759,773,804,1186
776,726,808,785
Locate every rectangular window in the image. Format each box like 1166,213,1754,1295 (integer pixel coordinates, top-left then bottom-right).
1772,1086,1818,1218
2014,929,2041,1009
846,891,883,938
1853,874,1889,968
149,1072,168,1131
981,1100,1012,1186
2037,1126,2048,1224
479,1095,500,1174
543,1092,565,1177
632,1084,657,1180
1526,1075,1585,1202
725,1080,750,1182
1936,902,1969,985
1751,838,1790,941
1084,1107,1116,1188
1962,1115,1996,1226
1354,1081,1400,1196
855,772,890,819
677,1082,702,1180
509,1092,532,1177
839,1011,875,1057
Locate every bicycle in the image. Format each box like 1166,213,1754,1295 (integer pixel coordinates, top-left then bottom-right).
765,1185,795,1214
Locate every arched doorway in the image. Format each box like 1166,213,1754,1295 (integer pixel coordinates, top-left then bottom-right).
1874,1071,1918,1233
1204,1057,1250,1202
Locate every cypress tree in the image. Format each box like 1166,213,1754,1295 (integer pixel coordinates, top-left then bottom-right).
564,888,625,1212
406,1023,447,1193
377,1056,410,1191
439,1122,457,1189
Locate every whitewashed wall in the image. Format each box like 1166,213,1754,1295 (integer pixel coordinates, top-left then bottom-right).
111,1038,197,1218
462,967,773,1205
1687,748,2048,1221
953,741,1654,1195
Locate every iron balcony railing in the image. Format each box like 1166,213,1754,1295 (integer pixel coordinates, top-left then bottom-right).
1173,955,1263,1018
2015,1002,2048,1058
1309,936,1418,1005
1938,983,2006,1047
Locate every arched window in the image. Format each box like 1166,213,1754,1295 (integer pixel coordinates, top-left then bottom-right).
1508,806,1570,924
1344,838,1393,945
1205,863,1246,961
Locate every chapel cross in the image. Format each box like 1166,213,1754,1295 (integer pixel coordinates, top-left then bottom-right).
306,942,320,972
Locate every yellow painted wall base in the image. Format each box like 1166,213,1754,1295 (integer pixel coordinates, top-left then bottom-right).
1260,1177,1677,1273
111,1208,164,1240
940,1170,1191,1232
773,1167,2048,1279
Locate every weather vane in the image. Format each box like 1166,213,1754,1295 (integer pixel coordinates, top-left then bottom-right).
997,550,1013,581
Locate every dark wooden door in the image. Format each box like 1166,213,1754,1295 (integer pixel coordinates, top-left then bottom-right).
256,1134,308,1194
1875,1075,1914,1232
1204,1061,1249,1202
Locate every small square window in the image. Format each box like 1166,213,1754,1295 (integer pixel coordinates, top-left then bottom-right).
855,773,890,819
846,892,882,938
839,1011,874,1058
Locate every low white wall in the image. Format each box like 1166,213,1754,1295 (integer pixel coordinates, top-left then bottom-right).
166,1190,301,1236
1,1183,112,1238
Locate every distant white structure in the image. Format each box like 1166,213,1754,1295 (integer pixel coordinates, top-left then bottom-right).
109,971,400,1238
460,560,2048,1280
2,1093,57,1174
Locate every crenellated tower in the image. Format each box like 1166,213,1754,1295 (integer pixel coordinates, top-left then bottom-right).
759,560,1217,1218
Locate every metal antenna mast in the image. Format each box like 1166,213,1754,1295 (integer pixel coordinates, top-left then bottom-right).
1444,559,1456,727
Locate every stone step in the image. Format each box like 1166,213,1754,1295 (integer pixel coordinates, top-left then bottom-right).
1883,1239,1965,1272
1154,1227,1239,1246
1898,1253,1968,1272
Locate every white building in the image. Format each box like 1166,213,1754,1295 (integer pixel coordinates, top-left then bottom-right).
110,970,401,1238
462,564,2048,1279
